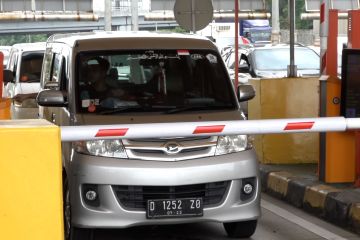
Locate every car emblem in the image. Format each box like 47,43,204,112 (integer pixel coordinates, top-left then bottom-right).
164,142,181,155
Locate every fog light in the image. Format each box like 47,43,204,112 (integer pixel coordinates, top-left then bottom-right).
243,183,253,195
85,190,97,201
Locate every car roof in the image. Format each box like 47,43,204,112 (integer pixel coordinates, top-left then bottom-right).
11,42,46,52
47,31,218,52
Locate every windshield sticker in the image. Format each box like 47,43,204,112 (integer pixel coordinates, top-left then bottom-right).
206,54,218,64
82,99,100,108
127,51,180,60
177,50,190,56
191,54,204,61
82,99,90,108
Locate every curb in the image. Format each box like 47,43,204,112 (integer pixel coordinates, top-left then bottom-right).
259,166,360,234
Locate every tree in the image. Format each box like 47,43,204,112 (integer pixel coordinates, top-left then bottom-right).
0,34,47,46
266,0,312,30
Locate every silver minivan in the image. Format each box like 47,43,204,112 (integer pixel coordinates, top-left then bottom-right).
36,31,260,240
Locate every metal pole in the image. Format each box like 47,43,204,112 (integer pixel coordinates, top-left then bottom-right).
288,0,297,77
104,0,112,31
31,0,36,11
301,12,348,20
272,0,280,44
234,0,239,91
144,12,271,21
131,0,139,31
191,0,196,33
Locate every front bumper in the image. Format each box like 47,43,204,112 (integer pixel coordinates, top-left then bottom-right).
69,149,261,228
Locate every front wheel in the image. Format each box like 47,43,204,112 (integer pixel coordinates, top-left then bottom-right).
63,174,94,240
223,220,257,238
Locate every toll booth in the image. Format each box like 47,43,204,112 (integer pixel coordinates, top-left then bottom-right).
319,9,360,183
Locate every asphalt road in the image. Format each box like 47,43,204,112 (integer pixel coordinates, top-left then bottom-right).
89,194,360,240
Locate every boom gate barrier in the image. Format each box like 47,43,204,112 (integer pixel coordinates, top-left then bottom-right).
2,116,360,240
60,117,360,141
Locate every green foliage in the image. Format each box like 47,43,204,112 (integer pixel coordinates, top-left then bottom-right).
266,0,313,30
0,34,48,46
158,26,188,33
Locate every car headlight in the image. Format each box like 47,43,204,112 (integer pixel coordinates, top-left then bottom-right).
75,140,128,159
215,135,252,156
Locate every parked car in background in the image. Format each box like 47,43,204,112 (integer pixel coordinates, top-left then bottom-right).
222,46,253,85
0,46,11,68
3,42,46,119
36,31,260,240
239,44,320,79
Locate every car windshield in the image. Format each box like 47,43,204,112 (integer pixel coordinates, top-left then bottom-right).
19,51,44,83
253,48,319,71
76,49,236,114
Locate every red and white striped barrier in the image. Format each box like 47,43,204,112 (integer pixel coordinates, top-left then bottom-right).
61,117,360,142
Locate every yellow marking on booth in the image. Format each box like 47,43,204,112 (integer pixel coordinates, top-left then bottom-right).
0,119,63,240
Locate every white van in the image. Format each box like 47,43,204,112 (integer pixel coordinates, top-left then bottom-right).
3,42,45,119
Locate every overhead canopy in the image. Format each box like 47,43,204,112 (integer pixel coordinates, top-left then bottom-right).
0,0,93,12
151,0,266,11
305,0,359,11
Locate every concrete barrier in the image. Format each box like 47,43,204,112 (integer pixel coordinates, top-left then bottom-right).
249,77,320,164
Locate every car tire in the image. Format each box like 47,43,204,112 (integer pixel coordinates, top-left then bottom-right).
63,172,94,240
223,220,257,238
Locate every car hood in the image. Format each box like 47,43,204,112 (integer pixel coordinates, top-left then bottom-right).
75,110,244,126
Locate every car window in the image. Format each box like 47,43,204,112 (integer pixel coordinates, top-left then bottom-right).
19,51,44,83
76,49,236,113
253,48,319,71
7,50,18,72
51,54,62,82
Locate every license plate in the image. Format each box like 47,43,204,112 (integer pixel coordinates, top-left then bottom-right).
146,198,203,219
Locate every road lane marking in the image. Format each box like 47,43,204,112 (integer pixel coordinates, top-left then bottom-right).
261,199,348,240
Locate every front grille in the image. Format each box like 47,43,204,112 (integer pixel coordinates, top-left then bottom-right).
122,136,218,161
112,181,230,210
132,147,208,155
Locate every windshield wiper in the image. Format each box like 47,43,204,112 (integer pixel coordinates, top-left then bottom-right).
165,105,234,114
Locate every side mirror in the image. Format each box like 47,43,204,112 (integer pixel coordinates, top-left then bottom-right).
237,84,255,102
36,90,67,107
3,69,14,83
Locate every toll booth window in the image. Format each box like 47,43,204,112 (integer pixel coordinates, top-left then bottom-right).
76,50,236,114
341,49,360,118
19,51,44,83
